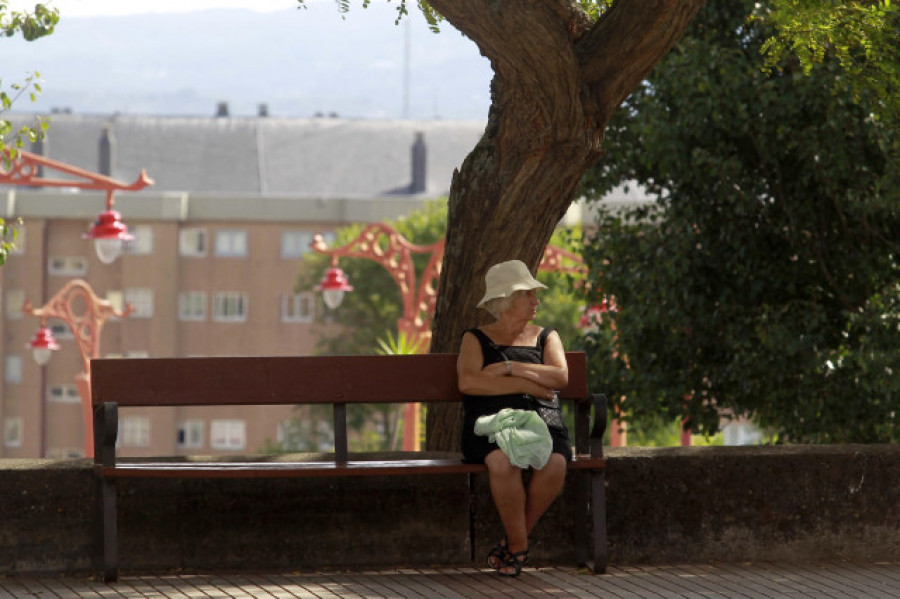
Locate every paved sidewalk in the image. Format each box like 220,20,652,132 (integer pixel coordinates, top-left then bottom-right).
1,561,898,598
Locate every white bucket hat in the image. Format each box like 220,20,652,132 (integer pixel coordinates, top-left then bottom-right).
476,260,547,308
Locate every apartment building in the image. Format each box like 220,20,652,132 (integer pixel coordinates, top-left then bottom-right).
1,111,487,458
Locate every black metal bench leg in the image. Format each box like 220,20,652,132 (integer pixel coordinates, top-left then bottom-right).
468,473,476,563
574,471,589,566
591,469,608,573
99,478,119,582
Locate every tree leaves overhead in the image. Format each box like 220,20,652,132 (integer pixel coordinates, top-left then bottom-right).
762,0,900,122
1,1,58,265
580,0,900,443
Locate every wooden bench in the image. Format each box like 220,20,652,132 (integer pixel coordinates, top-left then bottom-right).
91,352,608,582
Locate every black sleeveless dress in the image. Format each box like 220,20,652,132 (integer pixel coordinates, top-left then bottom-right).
460,327,573,464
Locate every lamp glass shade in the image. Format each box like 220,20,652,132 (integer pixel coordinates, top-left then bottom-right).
322,289,345,310
93,238,124,264
32,347,54,366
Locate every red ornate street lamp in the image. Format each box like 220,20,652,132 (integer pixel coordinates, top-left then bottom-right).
1,148,153,263
27,324,61,366
23,280,133,458
4,148,152,457
311,223,445,350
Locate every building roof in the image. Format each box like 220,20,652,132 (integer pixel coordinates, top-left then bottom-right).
6,112,486,198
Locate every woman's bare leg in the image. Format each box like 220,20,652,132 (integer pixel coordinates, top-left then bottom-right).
484,450,528,554
525,453,567,535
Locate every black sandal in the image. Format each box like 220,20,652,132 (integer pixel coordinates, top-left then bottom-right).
487,537,508,569
497,548,529,577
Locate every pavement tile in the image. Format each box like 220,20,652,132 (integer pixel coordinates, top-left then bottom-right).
1,562,899,599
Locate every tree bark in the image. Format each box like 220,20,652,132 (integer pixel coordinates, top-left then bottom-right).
424,0,705,451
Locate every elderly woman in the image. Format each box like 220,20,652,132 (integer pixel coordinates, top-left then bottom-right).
457,259,572,577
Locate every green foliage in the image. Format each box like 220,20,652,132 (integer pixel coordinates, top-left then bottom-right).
0,1,57,40
1,3,57,262
295,1,614,33
580,0,900,443
576,1,614,20
0,217,21,266
762,1,900,122
535,227,589,352
295,0,444,32
376,330,428,355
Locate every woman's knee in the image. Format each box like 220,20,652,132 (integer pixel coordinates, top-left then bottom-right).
535,453,567,482
485,450,520,478
543,452,567,470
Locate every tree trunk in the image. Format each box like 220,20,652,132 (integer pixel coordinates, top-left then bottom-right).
424,0,705,451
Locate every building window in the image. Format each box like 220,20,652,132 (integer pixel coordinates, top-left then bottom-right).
48,384,81,404
5,355,23,383
105,290,125,315
214,229,247,257
213,292,247,322
281,292,314,323
5,289,25,320
48,256,87,276
120,416,151,447
177,420,204,449
210,419,245,450
3,418,23,448
123,225,153,256
124,288,154,318
49,319,74,340
281,231,314,259
179,228,207,257
178,292,207,321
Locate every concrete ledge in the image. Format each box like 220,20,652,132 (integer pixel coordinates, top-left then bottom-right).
600,444,900,564
1,445,898,576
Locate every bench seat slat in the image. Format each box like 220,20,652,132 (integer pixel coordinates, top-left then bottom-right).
95,457,607,479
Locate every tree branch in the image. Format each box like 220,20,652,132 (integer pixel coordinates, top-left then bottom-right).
576,0,705,118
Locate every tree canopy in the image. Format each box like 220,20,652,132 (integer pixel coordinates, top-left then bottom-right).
764,0,899,121
581,0,899,443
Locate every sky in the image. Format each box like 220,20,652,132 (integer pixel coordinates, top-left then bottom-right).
7,0,302,17
4,0,492,119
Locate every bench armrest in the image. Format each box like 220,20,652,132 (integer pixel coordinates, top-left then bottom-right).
590,394,607,459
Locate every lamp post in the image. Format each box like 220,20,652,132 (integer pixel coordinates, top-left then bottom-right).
312,223,445,351
3,148,152,457
1,148,153,263
23,280,133,458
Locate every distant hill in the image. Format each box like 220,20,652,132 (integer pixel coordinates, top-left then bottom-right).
3,4,492,120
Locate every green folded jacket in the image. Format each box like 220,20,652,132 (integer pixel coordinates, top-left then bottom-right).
474,408,553,469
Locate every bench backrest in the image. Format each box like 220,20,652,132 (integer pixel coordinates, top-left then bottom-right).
90,352,589,408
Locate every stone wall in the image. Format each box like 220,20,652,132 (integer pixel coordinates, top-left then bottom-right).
1,444,897,576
